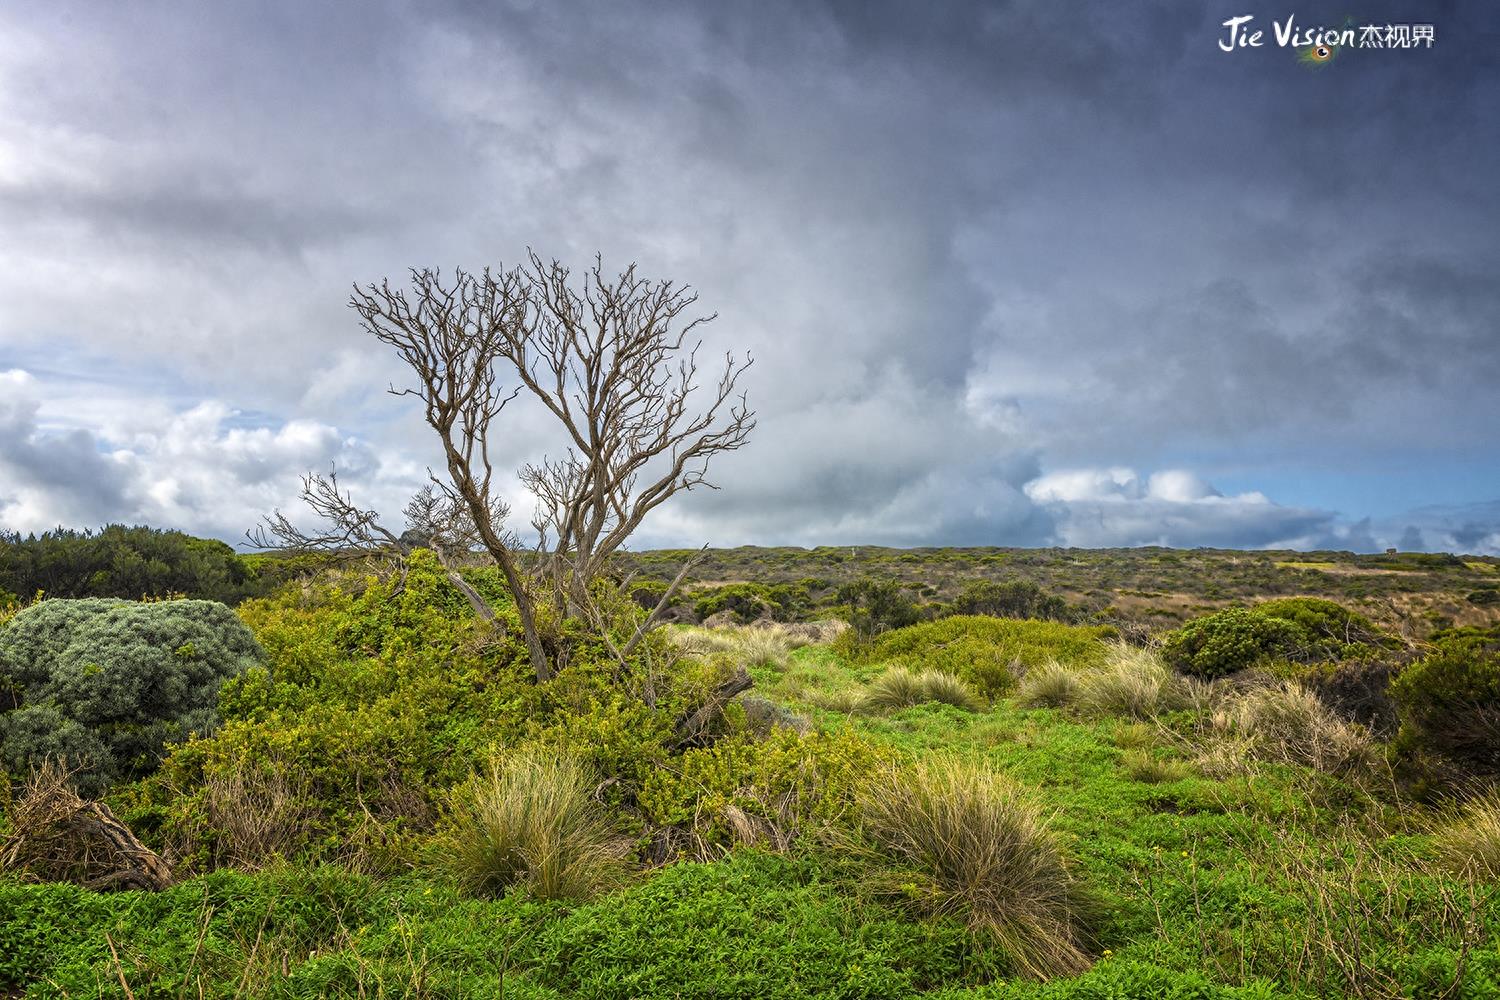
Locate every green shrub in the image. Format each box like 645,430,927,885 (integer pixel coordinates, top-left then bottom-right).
1390,640,1500,781
837,578,923,637
0,524,263,604
1160,606,1305,679
1162,599,1391,679
444,749,629,901
129,551,613,869
1251,597,1389,653
638,728,882,851
691,582,810,623
952,579,1072,622
0,598,263,794
851,755,1097,979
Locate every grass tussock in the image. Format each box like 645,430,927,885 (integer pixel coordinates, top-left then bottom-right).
1216,682,1385,782
1015,660,1080,708
857,665,984,714
1112,721,1155,750
445,749,629,902
1432,793,1500,879
1119,749,1194,784
671,621,843,671
1077,643,1186,719
853,755,1096,980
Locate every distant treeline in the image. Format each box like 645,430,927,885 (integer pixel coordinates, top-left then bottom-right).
0,525,302,605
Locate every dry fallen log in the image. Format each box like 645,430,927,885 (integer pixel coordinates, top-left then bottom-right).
1,761,173,892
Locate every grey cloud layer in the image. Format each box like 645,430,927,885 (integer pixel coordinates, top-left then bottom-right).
0,0,1496,552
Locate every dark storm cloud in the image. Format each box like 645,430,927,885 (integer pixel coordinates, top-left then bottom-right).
0,376,131,522
0,0,1496,550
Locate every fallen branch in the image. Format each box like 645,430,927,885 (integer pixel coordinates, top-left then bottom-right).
0,761,173,892
672,667,754,749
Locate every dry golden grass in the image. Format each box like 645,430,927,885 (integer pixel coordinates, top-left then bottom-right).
853,756,1096,980
857,665,983,714
445,749,629,901
1077,643,1186,719
1223,682,1384,780
1174,681,1387,789
1432,793,1500,879
1119,749,1193,784
670,621,843,671
1015,660,1080,709
1112,722,1155,750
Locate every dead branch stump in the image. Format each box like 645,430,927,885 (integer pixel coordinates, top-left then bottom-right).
1,761,173,892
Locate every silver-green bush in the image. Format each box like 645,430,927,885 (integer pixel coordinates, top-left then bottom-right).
0,598,264,794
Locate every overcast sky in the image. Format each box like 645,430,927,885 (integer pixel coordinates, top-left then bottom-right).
2,1,1497,554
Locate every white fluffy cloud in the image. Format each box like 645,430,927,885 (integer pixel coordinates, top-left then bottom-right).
1025,466,1336,550
0,368,424,542
7,364,1497,556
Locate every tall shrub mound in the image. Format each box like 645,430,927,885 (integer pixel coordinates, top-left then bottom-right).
1390,627,1500,784
0,524,261,604
1161,598,1389,679
0,598,263,794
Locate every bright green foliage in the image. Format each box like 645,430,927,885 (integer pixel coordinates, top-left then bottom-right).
0,854,1003,999
692,582,812,623
4,546,1497,999
638,727,884,849
0,598,263,794
1161,599,1391,679
1159,607,1301,678
129,550,706,870
1250,597,1388,652
864,617,1113,699
1390,638,1500,781
0,525,263,604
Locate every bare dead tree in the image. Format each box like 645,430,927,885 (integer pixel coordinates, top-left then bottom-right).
350,253,755,683
513,253,755,656
350,267,553,679
250,469,499,623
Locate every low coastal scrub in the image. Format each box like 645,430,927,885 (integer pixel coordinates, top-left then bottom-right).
1,542,1497,999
